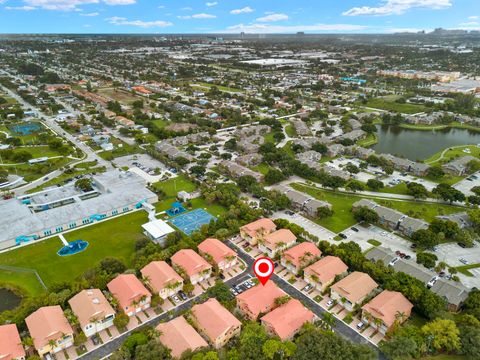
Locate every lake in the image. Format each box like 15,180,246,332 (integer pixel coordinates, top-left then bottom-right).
0,288,22,313
373,125,480,161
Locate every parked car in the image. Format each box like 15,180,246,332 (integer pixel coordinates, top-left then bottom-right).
427,276,438,288
339,233,347,239
326,299,334,308
356,322,365,330
389,257,400,267
404,255,411,260
285,210,295,216
351,227,359,232
459,258,469,265
410,243,417,249
457,242,466,248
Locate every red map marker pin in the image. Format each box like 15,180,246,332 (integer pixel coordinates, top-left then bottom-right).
253,257,274,286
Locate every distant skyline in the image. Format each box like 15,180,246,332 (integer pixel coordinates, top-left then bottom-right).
0,0,478,34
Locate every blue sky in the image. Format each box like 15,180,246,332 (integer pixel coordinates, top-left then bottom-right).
0,0,478,34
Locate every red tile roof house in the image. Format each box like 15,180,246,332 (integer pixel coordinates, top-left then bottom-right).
198,238,238,271
258,229,297,258
25,306,74,358
107,274,152,316
236,281,286,320
361,290,413,334
171,249,213,285
68,289,116,338
260,299,316,341
141,261,183,300
330,272,378,312
157,316,208,358
191,298,242,349
304,256,349,292
239,218,277,245
280,242,322,275
0,324,25,360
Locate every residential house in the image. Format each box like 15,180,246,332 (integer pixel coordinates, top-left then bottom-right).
198,238,238,271
365,246,396,265
281,242,322,274
430,279,470,312
348,119,362,130
442,156,477,176
321,165,351,180
107,274,152,316
260,299,315,340
25,306,74,357
141,261,183,300
398,217,429,237
219,160,263,182
375,206,405,230
303,198,332,217
236,282,286,320
337,130,366,142
330,272,378,311
115,116,135,129
327,144,345,157
171,249,212,285
362,290,413,334
393,259,435,284
304,256,349,291
0,324,25,360
291,119,311,136
191,298,242,349
69,289,115,338
240,218,277,245
157,316,208,359
352,199,378,210
259,229,297,258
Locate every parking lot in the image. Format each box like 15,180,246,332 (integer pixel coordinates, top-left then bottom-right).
272,211,336,241
112,153,176,183
453,171,480,196
436,242,480,289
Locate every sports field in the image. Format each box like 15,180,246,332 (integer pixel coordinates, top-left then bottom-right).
0,211,148,296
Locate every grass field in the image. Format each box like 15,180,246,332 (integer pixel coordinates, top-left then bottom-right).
357,133,378,147
285,124,297,137
252,163,273,176
424,145,480,165
0,211,148,296
366,98,428,114
291,183,464,233
193,82,243,93
152,119,169,129
97,88,142,105
1,146,69,163
152,174,197,197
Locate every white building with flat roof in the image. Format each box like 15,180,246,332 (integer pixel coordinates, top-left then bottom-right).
142,219,175,245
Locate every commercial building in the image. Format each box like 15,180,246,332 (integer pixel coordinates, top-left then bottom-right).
0,170,158,250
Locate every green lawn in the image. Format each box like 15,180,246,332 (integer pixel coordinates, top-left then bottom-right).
190,198,227,217
0,211,148,296
285,125,297,137
357,133,378,147
152,174,197,197
365,98,428,114
194,82,243,93
1,145,70,163
378,182,409,195
420,355,466,360
0,270,46,297
152,119,169,129
98,140,141,161
252,163,273,176
424,145,480,165
291,183,464,233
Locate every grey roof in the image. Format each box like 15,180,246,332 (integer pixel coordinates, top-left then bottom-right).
0,170,157,245
442,156,477,173
352,199,378,209
430,279,470,307
393,260,435,284
399,216,429,232
375,206,404,224
365,246,396,264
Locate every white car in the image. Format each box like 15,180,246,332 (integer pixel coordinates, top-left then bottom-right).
356,322,365,330
326,299,334,308
388,257,400,267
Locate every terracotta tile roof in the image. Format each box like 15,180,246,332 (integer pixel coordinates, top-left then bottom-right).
25,306,73,351
240,218,276,238
68,289,115,329
237,282,286,319
198,238,237,266
171,249,212,277
260,299,315,340
331,272,378,304
191,298,241,342
282,242,321,267
304,256,348,284
141,261,183,294
362,290,413,328
263,229,297,249
157,316,208,358
107,274,151,311
0,324,25,360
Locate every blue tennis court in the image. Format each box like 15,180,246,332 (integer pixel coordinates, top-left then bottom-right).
169,208,216,235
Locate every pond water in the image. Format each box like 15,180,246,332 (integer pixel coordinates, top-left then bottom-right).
0,288,22,312
373,125,480,161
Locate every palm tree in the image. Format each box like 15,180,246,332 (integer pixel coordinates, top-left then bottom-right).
322,312,335,330
395,311,407,324
21,336,33,349
373,317,383,334
47,339,57,352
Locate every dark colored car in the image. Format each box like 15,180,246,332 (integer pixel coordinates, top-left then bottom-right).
351,227,359,232
339,233,347,239
458,242,466,248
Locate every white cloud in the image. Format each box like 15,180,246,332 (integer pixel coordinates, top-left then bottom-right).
20,0,136,11
107,16,173,27
256,13,288,22
343,0,452,16
5,5,36,10
468,16,479,20
223,23,368,33
460,21,479,26
179,13,216,19
180,6,192,10
103,0,135,4
80,12,99,16
230,6,253,15
206,2,217,7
